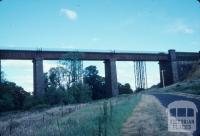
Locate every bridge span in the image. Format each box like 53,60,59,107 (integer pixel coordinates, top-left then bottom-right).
0,49,199,97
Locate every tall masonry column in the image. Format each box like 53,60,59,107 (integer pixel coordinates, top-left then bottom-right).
33,58,44,97
104,59,119,97
159,61,173,87
159,50,179,87
168,49,179,83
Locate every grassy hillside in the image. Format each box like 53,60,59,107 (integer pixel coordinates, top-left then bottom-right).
147,61,200,96
186,61,200,80
152,79,200,95
0,94,141,136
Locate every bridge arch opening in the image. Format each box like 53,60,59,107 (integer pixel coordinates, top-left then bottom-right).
145,61,160,88
0,59,161,94
116,61,160,91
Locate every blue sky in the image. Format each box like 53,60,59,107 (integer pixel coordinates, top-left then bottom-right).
0,0,200,92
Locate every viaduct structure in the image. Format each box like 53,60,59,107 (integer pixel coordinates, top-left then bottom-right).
0,49,199,97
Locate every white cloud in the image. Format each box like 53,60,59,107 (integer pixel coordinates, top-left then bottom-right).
167,21,194,34
60,8,77,20
92,37,100,42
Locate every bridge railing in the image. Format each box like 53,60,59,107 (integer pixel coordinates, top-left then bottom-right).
0,46,167,54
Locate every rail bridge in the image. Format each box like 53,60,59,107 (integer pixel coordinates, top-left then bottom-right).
0,49,199,97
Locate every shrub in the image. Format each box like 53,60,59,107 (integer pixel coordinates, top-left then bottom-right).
135,88,145,93
0,81,31,112
67,82,92,103
44,82,92,105
118,83,133,94
30,104,50,111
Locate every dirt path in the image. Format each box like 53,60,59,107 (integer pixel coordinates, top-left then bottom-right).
121,95,192,136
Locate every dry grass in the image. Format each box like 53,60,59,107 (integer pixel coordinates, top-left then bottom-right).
0,104,87,136
0,94,140,136
121,95,193,136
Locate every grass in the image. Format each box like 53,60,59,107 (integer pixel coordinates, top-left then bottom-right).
148,79,200,95
0,94,141,136
172,80,200,95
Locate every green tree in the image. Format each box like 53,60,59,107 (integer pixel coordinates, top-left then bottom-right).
84,66,133,99
48,67,66,89
83,66,106,99
67,82,92,103
44,86,68,105
44,64,92,105
0,81,31,112
60,52,83,87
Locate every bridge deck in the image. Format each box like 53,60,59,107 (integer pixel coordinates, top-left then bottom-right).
0,49,199,61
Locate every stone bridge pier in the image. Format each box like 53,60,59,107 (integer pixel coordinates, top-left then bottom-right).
104,59,119,97
159,50,200,87
32,58,45,97
159,50,179,86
